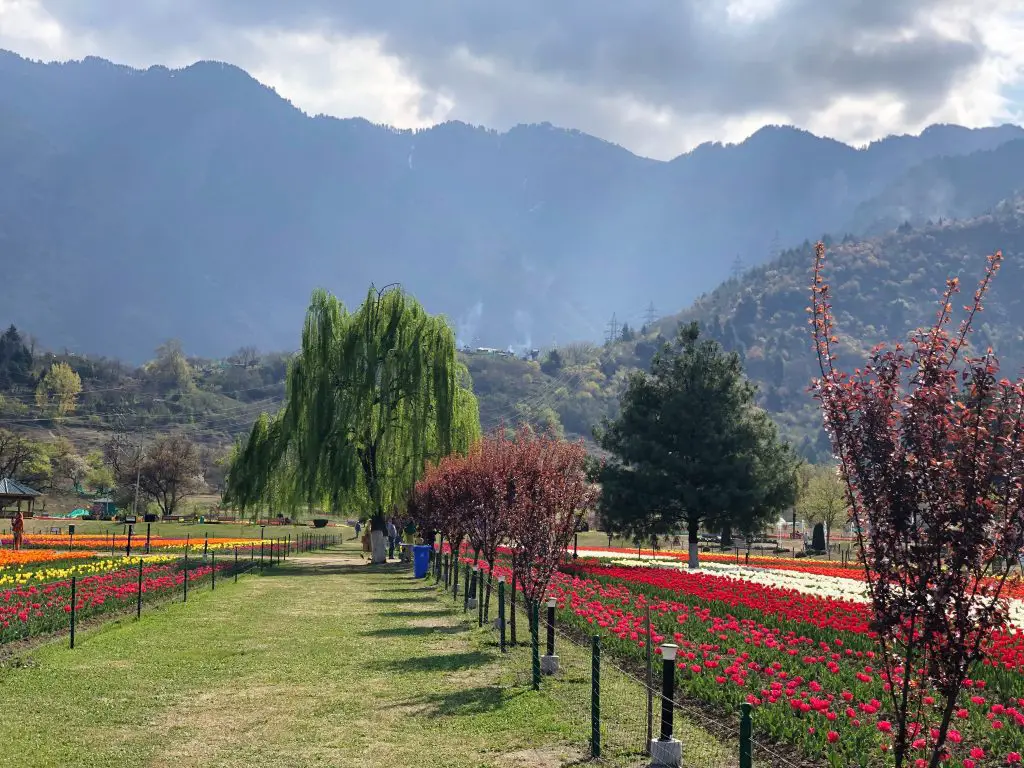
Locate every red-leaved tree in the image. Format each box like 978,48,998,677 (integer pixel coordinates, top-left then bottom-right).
467,430,515,618
811,243,1024,768
506,427,596,607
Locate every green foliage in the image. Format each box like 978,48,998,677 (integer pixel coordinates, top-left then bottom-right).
0,325,33,391
595,322,798,557
795,464,847,544
34,361,82,420
146,340,194,392
226,285,481,523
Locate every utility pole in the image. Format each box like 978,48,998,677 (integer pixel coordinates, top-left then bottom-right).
131,434,144,521
769,229,781,261
605,313,620,344
731,254,745,279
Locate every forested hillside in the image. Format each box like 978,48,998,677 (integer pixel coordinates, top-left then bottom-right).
1,50,1021,359
666,198,1024,458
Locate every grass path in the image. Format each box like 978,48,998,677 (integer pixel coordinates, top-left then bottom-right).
0,545,731,767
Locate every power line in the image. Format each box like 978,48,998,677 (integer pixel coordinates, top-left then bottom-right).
643,302,658,328
605,313,620,344
731,254,745,279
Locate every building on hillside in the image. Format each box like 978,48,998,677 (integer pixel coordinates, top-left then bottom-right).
0,478,41,518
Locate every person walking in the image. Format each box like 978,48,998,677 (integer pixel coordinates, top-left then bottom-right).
11,510,24,551
354,521,362,541
387,519,398,560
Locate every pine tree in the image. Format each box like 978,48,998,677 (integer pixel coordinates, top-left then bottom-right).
596,322,797,567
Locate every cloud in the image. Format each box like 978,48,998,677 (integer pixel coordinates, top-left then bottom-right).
2,0,1024,158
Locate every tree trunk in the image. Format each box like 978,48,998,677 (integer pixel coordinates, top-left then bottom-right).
688,516,700,569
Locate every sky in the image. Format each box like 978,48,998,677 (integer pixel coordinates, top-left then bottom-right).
1,0,1023,160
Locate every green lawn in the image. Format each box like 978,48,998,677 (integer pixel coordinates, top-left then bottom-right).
0,542,731,767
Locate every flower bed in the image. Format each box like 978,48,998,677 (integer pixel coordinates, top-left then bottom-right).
2,535,277,553
0,550,95,567
461,553,1024,767
0,559,233,646
0,555,179,588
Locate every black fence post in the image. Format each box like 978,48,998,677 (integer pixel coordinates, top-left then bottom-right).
145,522,151,554
126,525,133,558
546,597,556,656
591,635,601,759
234,546,239,583
659,644,677,740
477,570,484,627
70,576,77,649
260,541,265,568
203,533,209,560
531,601,540,690
183,548,189,603
212,552,216,591
498,576,506,653
136,558,144,619
645,605,654,753
739,702,753,768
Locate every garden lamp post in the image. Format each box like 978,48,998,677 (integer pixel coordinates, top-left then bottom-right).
650,643,681,767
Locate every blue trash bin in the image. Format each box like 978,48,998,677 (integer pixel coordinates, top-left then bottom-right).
412,545,431,579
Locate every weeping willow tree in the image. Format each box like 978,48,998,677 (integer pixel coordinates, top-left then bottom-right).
226,285,480,561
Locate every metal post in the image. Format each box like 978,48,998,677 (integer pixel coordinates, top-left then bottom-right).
574,532,578,559
145,523,151,554
111,533,115,557
498,576,506,653
467,566,478,612
645,605,654,752
591,635,601,759
659,644,678,740
739,702,753,768
531,601,540,690
260,541,265,567
183,548,189,603
477,570,484,627
126,525,133,557
234,546,239,583
546,597,556,656
204,533,209,560
70,576,77,649
212,553,216,590
136,558,144,619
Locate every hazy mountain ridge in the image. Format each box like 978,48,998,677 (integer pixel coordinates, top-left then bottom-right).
0,50,1023,361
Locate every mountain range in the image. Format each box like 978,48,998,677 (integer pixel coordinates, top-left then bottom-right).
3,49,1024,361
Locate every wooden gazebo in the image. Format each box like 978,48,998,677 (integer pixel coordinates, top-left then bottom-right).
0,478,41,518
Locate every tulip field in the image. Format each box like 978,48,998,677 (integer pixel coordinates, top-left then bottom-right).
1,533,277,553
0,541,286,648
459,549,1024,768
